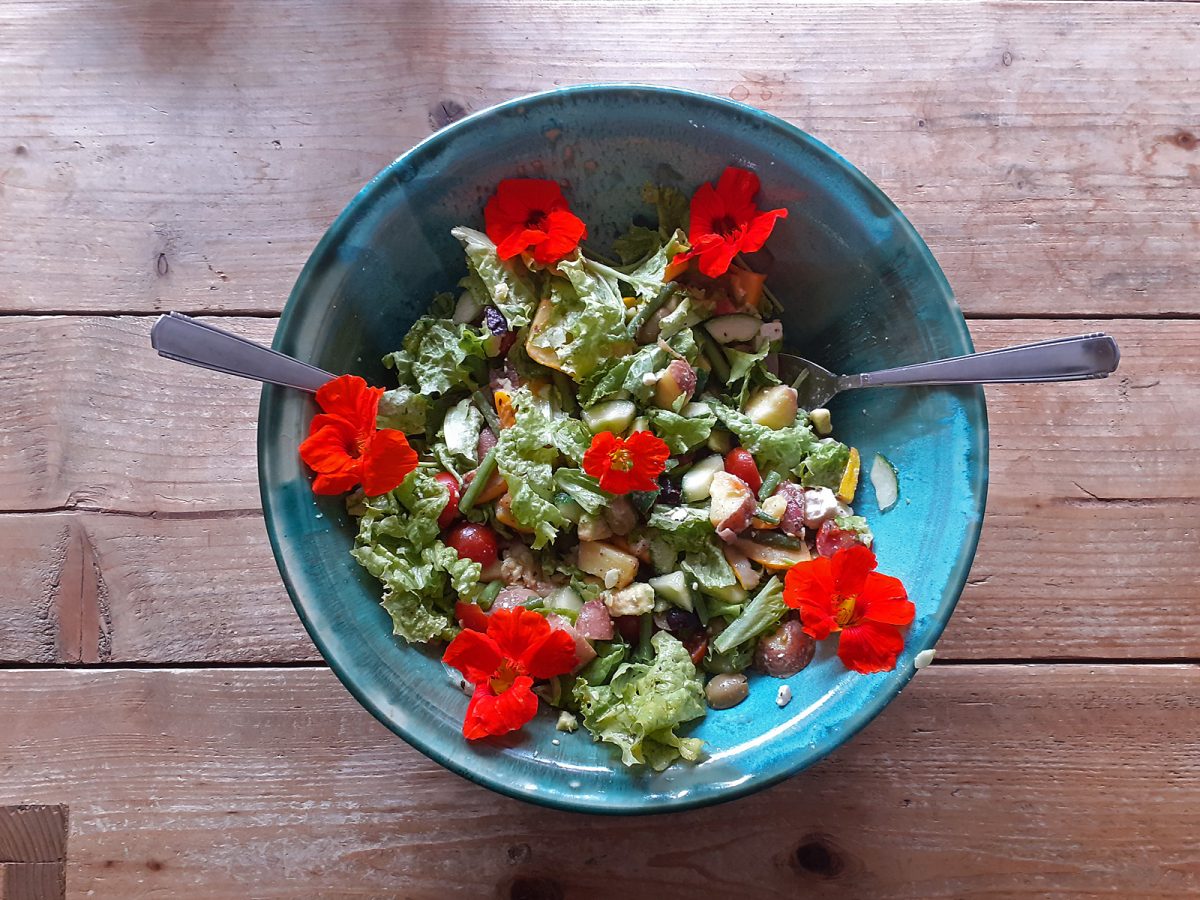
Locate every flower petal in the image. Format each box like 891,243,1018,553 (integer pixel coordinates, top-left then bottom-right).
696,238,741,278
299,421,358,475
686,182,726,246
716,166,761,209
784,557,839,640
315,375,381,427
831,543,876,599
836,620,905,674
496,226,545,261
443,628,503,686
623,430,670,491
462,676,539,739
518,625,580,680
531,209,587,266
486,607,553,664
858,573,915,626
737,208,788,255
311,470,364,495
582,431,620,481
360,429,419,496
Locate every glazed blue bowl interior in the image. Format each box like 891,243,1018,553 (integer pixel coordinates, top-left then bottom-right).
259,85,987,814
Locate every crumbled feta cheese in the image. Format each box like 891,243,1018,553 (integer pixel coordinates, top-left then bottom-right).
603,582,655,616
914,649,936,670
802,487,840,528
493,282,510,302
556,712,579,733
641,371,660,386
551,738,561,746
776,685,792,708
603,568,621,589
760,321,783,342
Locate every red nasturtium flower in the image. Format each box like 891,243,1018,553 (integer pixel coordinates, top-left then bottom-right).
783,544,915,674
443,607,578,739
582,430,670,495
676,166,788,278
484,178,587,266
298,374,418,496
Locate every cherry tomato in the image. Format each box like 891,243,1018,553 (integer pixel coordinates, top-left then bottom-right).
454,600,490,632
446,522,499,567
723,448,762,494
434,472,461,529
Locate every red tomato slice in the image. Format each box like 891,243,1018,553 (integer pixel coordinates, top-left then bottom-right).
434,472,461,529
724,448,762,494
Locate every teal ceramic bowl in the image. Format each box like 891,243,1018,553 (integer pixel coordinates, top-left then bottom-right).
259,85,987,814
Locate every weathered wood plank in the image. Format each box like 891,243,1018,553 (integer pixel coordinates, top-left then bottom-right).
0,806,67,864
1,2,1197,316
0,316,1195,662
0,666,1196,898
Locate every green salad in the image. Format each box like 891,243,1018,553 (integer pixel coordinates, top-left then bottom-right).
301,168,905,771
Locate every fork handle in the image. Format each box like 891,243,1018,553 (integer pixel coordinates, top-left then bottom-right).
150,312,335,393
844,333,1120,390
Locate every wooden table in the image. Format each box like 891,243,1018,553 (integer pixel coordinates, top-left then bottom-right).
2,2,1197,897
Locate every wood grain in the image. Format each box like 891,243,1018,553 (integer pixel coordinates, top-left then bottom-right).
0,316,1194,663
0,666,1196,898
1,2,1197,317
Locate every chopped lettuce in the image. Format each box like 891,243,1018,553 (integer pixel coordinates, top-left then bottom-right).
530,258,633,378
706,399,817,478
578,328,702,408
451,226,539,328
493,388,566,548
573,631,706,770
376,386,430,434
553,468,611,516
550,416,592,466
642,183,690,237
659,294,714,340
680,538,737,590
647,505,715,551
800,438,851,490
350,471,480,643
647,407,715,454
612,225,662,265
383,316,487,396
438,397,483,468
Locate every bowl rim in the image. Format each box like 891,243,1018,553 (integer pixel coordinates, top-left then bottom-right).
258,83,989,815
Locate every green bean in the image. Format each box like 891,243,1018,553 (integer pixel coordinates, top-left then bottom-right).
471,390,502,434
753,508,780,526
478,580,503,611
751,530,803,550
694,326,731,384
758,470,783,501
458,448,498,514
628,282,676,337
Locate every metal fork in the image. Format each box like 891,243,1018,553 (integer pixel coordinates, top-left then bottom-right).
776,333,1121,411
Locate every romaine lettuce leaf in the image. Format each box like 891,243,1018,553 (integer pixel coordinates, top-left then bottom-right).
493,388,566,548
646,505,715,552
800,438,851,490
680,538,737,590
530,259,633,378
706,399,817,478
573,631,706,770
451,226,539,328
658,294,714,340
376,386,430,434
382,316,487,396
553,468,611,516
647,407,715,454
439,398,483,468
350,471,481,643
612,225,662,265
550,416,592,466
642,183,690,238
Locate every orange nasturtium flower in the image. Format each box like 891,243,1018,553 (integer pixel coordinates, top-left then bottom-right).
442,607,578,739
582,430,670,495
298,374,418,496
484,178,588,266
783,544,915,674
675,166,788,278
